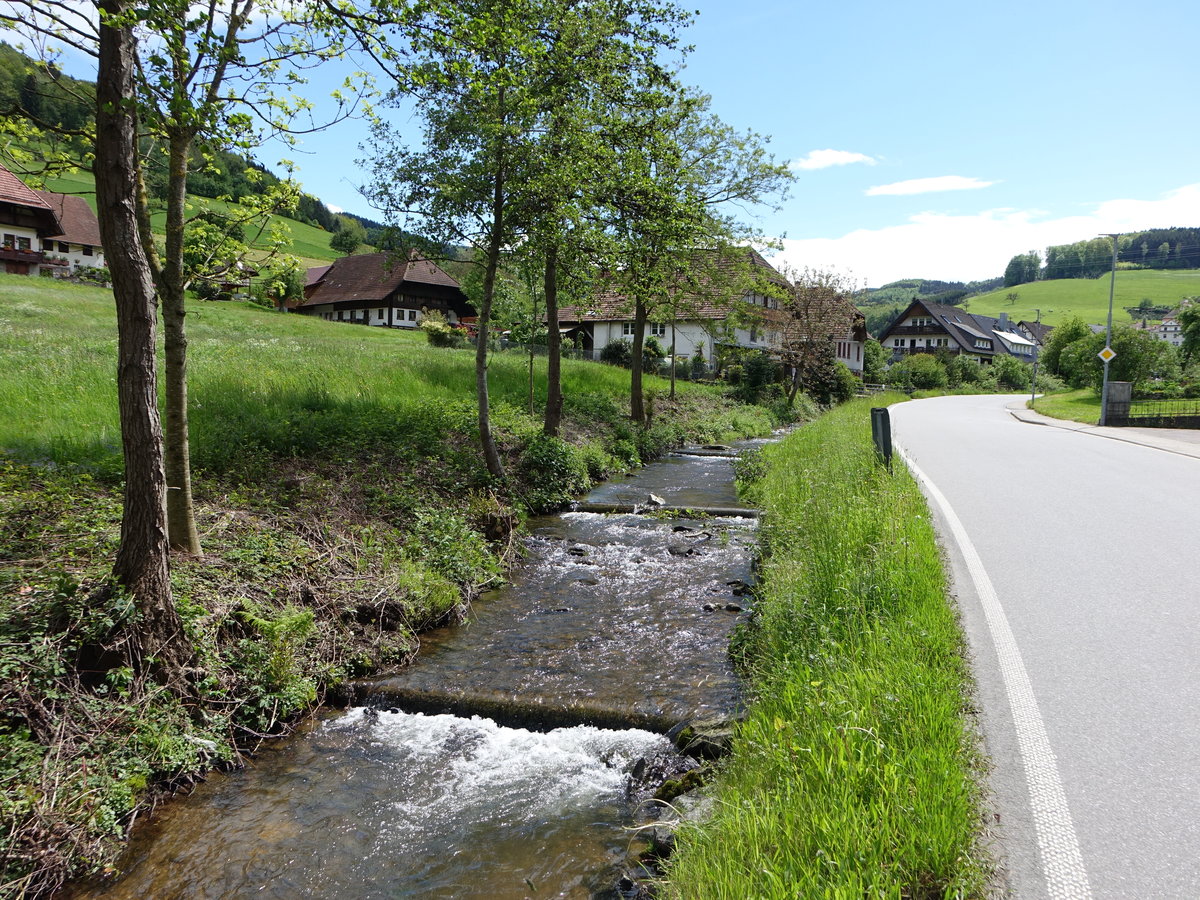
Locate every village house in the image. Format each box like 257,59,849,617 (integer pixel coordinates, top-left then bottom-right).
555,248,864,374
878,298,1036,363
0,163,104,276
294,251,474,327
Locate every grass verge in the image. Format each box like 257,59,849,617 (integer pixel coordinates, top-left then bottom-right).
1029,388,1100,425
663,396,989,898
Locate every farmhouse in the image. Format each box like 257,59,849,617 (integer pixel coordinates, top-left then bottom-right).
878,299,1036,363
0,163,105,276
295,251,474,327
556,248,793,364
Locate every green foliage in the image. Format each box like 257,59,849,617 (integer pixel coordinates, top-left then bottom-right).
329,215,367,256
405,507,501,592
861,339,887,382
517,433,592,512
1057,326,1179,390
1003,249,1041,287
420,310,469,349
729,351,781,404
1179,302,1200,366
665,398,985,898
1040,316,1092,375
600,338,633,366
945,354,985,387
887,353,948,389
991,353,1033,390
233,604,318,730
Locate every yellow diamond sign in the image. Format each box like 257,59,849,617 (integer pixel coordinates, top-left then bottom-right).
1098,346,1116,363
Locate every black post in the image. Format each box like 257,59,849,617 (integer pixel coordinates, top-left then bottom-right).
871,407,893,472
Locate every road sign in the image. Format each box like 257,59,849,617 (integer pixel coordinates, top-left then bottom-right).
1098,346,1116,363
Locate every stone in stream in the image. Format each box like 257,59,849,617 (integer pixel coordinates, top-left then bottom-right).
668,715,739,760
566,546,589,557
645,493,666,507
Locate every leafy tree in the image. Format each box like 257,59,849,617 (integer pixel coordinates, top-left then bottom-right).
1003,250,1040,287
991,354,1032,390
887,353,947,390
1057,326,1179,391
862,339,887,383
1178,302,1200,367
775,266,862,404
330,214,367,255
1040,316,1092,375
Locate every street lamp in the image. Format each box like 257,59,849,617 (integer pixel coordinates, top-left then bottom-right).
1098,234,1119,426
1030,308,1040,408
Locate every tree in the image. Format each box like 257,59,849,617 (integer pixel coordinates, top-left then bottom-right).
775,266,862,405
1178,302,1200,367
330,214,367,255
96,0,192,683
601,89,791,423
1039,316,1092,375
1057,326,1178,391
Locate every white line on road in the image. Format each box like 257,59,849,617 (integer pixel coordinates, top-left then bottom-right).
897,444,1093,900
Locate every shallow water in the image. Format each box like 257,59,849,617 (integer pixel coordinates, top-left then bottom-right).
83,444,765,898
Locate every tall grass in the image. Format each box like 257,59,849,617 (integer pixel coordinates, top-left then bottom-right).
0,274,763,478
664,397,987,898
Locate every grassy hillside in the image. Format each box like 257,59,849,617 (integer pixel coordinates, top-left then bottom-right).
961,269,1200,326
0,273,760,480
40,167,347,269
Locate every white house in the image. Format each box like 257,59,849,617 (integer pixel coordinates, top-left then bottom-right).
0,164,104,276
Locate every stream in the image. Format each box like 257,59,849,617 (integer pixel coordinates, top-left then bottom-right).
82,438,770,899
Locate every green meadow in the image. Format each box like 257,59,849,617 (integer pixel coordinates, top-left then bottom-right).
40,168,348,268
962,269,1200,326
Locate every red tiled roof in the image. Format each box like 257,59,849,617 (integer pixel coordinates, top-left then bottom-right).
299,251,462,306
35,191,101,246
0,163,53,210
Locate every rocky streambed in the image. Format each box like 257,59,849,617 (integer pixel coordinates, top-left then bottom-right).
80,438,773,899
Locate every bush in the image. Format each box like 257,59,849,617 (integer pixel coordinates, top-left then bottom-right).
991,354,1032,390
600,338,632,367
420,311,468,349
516,433,591,512
946,355,985,387
887,353,948,389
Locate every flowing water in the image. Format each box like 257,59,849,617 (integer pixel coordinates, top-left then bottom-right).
83,440,768,899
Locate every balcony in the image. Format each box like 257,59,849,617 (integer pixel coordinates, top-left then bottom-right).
888,324,948,336
0,246,45,265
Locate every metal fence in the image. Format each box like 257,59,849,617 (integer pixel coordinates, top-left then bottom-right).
1116,398,1200,428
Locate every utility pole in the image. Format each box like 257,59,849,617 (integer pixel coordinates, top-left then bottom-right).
1030,308,1041,408
1098,234,1119,426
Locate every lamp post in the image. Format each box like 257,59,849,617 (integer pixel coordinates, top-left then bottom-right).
1098,233,1119,426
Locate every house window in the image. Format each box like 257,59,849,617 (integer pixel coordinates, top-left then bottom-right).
649,322,666,338
974,339,990,349
58,241,70,253
42,239,53,251
749,325,758,344
408,309,418,321
337,310,345,321
81,245,93,256
622,322,635,336
377,309,385,321
16,237,31,251
2,234,14,247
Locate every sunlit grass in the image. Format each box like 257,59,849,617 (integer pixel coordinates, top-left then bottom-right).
0,274,755,478
1030,388,1100,424
664,397,987,898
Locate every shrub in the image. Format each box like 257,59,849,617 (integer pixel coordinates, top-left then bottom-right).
946,354,985,387
420,310,468,348
992,354,1032,390
887,353,947,389
516,433,591,512
600,338,633,367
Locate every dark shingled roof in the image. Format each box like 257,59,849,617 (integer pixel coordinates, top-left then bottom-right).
35,191,102,246
300,251,462,306
880,298,1037,358
558,247,789,323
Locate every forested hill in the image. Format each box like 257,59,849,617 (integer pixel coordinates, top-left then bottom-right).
0,41,385,240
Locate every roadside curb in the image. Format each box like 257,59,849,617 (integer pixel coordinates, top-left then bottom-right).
1006,401,1200,461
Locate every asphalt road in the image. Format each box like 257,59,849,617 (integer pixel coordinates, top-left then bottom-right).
889,394,1200,900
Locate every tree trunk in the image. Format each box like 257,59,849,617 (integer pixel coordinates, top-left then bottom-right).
95,1,191,685
477,158,507,480
543,245,563,437
630,297,647,424
669,318,677,399
162,131,202,554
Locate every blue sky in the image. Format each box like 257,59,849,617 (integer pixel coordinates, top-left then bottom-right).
11,0,1199,286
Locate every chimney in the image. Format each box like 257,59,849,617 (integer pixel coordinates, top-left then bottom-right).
998,312,1009,330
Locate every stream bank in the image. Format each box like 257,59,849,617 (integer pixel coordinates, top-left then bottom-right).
76,436,777,899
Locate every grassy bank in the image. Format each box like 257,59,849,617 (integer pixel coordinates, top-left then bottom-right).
1030,388,1101,424
664,397,987,897
0,274,782,896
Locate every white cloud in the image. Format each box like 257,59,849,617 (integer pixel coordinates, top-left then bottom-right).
866,175,996,197
326,204,344,214
769,183,1200,287
790,149,877,171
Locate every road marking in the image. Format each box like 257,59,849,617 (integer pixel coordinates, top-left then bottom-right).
897,443,1093,900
